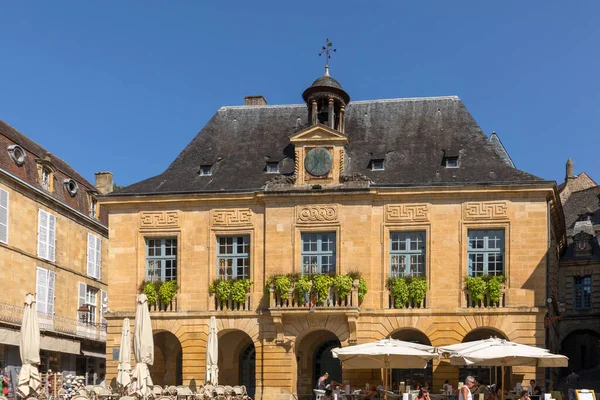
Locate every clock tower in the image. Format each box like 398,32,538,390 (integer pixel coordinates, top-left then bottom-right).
290,66,350,186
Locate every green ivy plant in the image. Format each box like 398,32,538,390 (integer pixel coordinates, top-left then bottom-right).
273,276,292,297
209,279,253,303
466,276,487,302
485,276,503,304
311,274,333,303
387,277,409,308
332,275,353,298
158,280,179,305
407,277,427,306
210,279,231,302
141,280,161,305
295,275,312,294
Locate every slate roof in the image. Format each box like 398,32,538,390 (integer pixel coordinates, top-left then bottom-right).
562,185,600,238
116,96,546,196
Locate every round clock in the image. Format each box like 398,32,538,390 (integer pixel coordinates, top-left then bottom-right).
304,147,333,176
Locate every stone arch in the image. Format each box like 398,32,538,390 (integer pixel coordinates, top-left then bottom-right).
294,329,342,400
217,329,256,396
390,328,433,387
287,315,351,345
215,317,260,343
560,329,600,372
152,329,183,386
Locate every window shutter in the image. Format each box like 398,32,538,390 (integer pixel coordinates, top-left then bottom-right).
100,289,107,324
78,282,86,319
48,213,56,262
47,270,56,315
36,267,48,314
95,236,102,279
38,210,48,259
0,188,8,244
87,233,95,277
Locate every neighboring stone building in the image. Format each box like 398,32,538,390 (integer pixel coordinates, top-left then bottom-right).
556,159,600,384
101,67,566,400
0,120,110,387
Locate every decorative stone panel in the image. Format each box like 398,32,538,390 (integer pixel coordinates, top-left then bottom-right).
385,204,429,222
140,211,180,229
212,208,253,227
463,201,508,220
296,205,338,223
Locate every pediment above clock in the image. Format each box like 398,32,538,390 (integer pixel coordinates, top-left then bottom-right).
290,124,348,145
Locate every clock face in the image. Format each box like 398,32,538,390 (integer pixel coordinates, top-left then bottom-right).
304,147,333,177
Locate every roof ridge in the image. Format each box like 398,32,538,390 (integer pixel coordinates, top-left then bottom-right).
568,184,600,195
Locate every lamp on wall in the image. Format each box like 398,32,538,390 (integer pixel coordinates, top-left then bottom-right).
78,304,90,324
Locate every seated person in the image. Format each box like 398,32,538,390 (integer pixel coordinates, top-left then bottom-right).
417,389,431,400
365,386,379,400
529,380,541,396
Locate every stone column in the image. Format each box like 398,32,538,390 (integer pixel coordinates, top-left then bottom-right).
328,98,335,128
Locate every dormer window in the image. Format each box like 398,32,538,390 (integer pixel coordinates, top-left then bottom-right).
444,157,459,168
41,167,52,190
199,165,212,176
370,159,385,171
64,179,79,196
90,197,98,218
266,162,280,174
7,145,26,166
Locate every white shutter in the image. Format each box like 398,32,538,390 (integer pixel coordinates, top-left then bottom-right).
100,289,107,325
87,233,95,277
78,282,86,319
38,210,48,259
36,267,48,314
47,270,56,315
0,188,8,244
95,236,102,279
48,213,56,262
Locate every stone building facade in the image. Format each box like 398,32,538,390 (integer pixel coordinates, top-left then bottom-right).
101,69,565,399
0,120,109,387
555,159,600,386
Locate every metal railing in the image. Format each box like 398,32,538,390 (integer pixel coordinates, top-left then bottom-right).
0,301,106,341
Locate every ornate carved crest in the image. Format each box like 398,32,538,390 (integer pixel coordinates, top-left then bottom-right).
296,205,338,223
140,211,180,229
463,201,508,220
385,204,429,222
212,208,253,227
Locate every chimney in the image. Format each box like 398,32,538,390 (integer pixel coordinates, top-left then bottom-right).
244,95,267,106
566,158,575,180
95,171,114,195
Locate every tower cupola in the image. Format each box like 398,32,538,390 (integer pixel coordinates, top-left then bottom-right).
302,66,350,133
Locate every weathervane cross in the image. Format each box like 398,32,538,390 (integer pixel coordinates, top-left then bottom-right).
318,38,336,75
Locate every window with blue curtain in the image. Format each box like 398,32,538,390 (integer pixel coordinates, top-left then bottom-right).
390,231,426,278
467,230,504,276
145,238,177,281
301,232,336,275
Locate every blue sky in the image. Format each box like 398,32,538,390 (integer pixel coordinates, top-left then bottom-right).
1,1,599,187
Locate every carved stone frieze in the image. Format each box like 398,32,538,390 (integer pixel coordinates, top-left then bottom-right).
463,201,508,220
212,208,253,227
140,211,180,229
385,204,429,222
296,205,338,223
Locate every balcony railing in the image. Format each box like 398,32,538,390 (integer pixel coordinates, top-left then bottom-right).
269,280,359,310
148,296,178,312
210,293,252,311
0,301,106,341
388,294,427,309
465,286,506,308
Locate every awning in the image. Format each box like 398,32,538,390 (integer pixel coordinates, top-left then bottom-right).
0,327,81,355
82,350,106,359
0,327,20,346
40,336,81,355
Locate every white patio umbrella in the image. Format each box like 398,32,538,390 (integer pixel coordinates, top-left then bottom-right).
117,318,132,388
438,338,568,400
130,294,154,398
17,293,41,398
332,339,438,400
205,316,219,385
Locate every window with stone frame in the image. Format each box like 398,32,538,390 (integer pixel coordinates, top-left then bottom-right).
145,238,178,281
217,236,250,280
574,276,592,310
467,229,505,277
41,167,52,191
390,231,426,278
85,286,98,324
301,232,336,275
